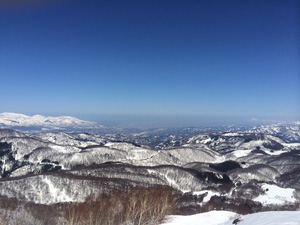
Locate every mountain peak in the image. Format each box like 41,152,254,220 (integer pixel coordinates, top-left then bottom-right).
0,112,97,128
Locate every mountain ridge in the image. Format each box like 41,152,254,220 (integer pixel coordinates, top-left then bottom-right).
0,112,98,128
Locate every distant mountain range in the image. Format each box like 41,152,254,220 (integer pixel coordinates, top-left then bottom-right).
0,113,299,223
0,124,299,205
0,112,98,129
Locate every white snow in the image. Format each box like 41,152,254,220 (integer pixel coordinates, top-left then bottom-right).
254,184,296,205
193,190,219,203
0,112,97,127
263,149,288,155
201,137,212,144
162,211,300,225
162,211,238,225
42,177,73,202
240,140,265,149
223,132,240,136
230,149,252,158
282,142,300,148
221,211,300,225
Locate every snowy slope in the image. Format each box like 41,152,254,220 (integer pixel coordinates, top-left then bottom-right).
253,183,296,205
0,126,300,208
162,211,238,225
163,211,300,225
248,122,300,142
0,112,97,128
221,211,300,225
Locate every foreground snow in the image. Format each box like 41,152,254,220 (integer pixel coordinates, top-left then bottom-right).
222,211,300,225
162,211,238,225
162,211,300,225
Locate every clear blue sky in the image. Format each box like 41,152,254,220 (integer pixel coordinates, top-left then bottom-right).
0,0,299,126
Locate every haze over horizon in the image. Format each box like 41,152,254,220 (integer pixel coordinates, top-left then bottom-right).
0,111,298,129
1,0,299,127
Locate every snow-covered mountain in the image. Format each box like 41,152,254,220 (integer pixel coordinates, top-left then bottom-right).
0,112,97,129
0,121,299,224
0,127,299,208
246,122,300,142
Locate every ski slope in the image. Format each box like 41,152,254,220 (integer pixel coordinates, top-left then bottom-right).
163,211,300,225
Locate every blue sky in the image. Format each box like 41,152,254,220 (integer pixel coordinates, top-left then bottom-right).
0,0,299,126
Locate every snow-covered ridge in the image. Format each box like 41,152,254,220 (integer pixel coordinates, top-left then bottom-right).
0,112,97,128
0,126,300,207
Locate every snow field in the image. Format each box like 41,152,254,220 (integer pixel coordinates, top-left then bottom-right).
254,184,296,206
162,211,300,225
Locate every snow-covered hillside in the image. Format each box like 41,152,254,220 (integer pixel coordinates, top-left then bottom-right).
0,112,97,128
248,122,300,142
0,127,300,206
163,211,300,225
162,210,238,225
253,183,297,206
0,120,299,223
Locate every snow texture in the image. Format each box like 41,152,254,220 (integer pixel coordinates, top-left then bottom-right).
163,211,300,225
162,211,238,225
0,112,96,128
254,183,296,205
